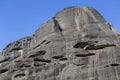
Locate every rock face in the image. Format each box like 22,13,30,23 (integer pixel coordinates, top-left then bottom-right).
0,6,120,80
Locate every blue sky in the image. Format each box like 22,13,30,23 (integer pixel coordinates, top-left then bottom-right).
0,0,120,52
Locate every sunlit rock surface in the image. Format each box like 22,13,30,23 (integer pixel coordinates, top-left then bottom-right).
0,6,120,80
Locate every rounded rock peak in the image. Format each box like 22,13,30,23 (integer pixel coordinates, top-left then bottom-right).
54,6,106,31
53,6,118,35
55,6,106,23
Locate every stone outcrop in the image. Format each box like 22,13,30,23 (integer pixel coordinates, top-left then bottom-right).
0,6,120,80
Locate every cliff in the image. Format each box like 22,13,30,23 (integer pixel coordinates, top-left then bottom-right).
0,6,120,80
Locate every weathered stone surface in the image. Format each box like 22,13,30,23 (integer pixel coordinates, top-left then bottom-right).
0,6,120,80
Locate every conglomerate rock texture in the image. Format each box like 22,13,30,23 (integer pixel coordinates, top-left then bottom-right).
0,6,120,80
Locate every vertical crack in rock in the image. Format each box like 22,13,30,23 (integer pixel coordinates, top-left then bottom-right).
53,17,62,32
52,17,65,41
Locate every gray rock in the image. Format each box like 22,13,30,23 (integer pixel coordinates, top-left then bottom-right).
0,6,120,80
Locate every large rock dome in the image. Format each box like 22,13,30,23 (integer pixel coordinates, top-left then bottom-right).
0,6,120,80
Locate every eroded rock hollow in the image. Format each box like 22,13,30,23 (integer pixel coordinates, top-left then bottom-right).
0,6,120,80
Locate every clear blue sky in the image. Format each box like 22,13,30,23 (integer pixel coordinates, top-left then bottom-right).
0,0,120,52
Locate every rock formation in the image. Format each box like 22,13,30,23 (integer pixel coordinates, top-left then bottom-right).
0,6,120,80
